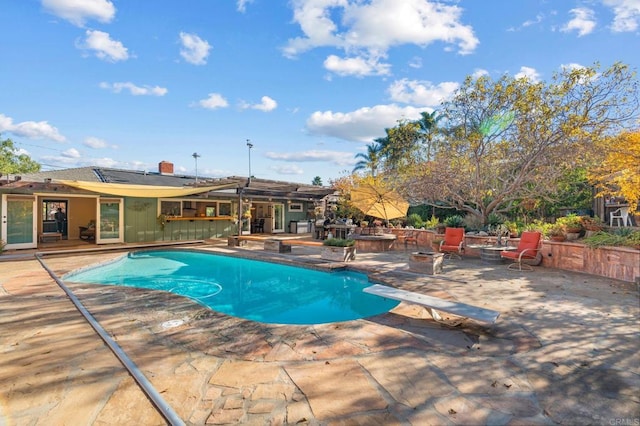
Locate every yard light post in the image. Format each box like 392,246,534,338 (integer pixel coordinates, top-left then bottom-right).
246,139,253,184
192,152,201,185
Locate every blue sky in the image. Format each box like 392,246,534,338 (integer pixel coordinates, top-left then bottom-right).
1,0,638,185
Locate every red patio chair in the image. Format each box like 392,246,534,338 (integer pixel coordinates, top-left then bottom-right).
440,227,465,259
501,231,542,271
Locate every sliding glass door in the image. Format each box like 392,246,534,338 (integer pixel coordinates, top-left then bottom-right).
1,195,37,250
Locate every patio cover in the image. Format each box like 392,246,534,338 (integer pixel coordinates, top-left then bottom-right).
55,180,238,198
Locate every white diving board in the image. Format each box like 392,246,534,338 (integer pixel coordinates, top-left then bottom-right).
363,284,500,324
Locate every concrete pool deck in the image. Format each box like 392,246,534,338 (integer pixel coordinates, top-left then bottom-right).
1,240,638,425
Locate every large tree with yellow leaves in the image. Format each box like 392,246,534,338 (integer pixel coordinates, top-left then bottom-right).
397,62,639,225
588,131,640,212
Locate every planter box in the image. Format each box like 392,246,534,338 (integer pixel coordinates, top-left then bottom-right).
321,246,356,262
409,252,444,275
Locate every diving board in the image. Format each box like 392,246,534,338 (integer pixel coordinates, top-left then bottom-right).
363,284,500,324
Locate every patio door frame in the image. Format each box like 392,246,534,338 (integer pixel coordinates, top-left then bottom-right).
95,197,124,244
272,202,285,233
1,194,38,250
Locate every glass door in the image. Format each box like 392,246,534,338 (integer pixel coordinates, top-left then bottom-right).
1,195,37,250
96,198,124,244
273,203,285,233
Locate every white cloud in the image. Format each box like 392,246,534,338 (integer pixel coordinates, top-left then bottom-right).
306,104,424,143
195,93,229,109
241,96,278,112
387,79,459,106
83,136,117,149
514,66,541,82
62,148,81,158
284,0,478,76
42,0,115,27
408,56,423,69
472,68,489,79
323,54,391,77
270,164,305,175
561,8,597,36
41,154,121,168
179,32,211,65
237,0,254,13
560,63,586,71
78,30,129,62
0,113,66,142
603,0,640,32
99,82,168,96
265,150,357,166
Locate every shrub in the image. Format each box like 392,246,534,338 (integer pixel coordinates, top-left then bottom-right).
444,214,464,228
486,213,504,228
581,230,640,248
323,238,355,247
556,214,583,231
406,213,423,228
424,214,440,229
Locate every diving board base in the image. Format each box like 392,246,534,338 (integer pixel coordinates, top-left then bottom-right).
363,284,499,324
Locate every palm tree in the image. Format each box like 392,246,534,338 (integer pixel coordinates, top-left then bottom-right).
353,142,382,176
415,111,444,161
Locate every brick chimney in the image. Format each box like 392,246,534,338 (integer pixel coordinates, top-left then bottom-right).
158,161,174,175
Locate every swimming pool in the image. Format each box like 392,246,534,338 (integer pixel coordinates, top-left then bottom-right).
63,250,399,325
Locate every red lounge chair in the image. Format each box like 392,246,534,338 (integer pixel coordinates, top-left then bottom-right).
440,227,464,259
501,231,542,271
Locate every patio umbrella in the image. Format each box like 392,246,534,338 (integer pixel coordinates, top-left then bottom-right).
351,182,409,220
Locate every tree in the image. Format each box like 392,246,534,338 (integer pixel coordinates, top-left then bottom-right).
311,176,323,186
352,142,383,176
402,62,639,225
415,110,444,161
0,136,41,177
378,119,423,173
588,130,640,212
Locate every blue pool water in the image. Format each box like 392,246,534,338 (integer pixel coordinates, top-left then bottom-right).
63,250,398,325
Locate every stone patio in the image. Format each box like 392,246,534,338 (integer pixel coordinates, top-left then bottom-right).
1,240,638,425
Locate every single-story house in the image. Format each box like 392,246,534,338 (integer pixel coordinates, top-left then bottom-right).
0,161,336,250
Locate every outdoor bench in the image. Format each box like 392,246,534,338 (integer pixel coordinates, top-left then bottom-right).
363,284,500,324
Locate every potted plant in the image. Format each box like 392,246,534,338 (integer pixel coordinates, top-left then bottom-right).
321,238,356,262
548,223,567,242
556,214,583,241
581,216,604,236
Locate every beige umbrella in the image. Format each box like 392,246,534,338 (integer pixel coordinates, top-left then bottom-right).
351,182,409,220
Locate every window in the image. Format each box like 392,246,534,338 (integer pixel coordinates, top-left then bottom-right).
288,203,303,212
206,207,216,217
218,201,232,216
160,200,181,216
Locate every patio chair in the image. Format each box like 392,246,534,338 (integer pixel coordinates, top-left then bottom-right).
79,220,96,240
609,206,631,227
439,227,465,259
500,231,542,271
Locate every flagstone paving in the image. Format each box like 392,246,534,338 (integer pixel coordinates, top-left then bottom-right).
1,242,638,425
